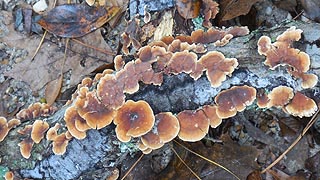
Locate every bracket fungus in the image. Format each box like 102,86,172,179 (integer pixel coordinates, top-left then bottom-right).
46,123,60,141
198,51,238,87
75,87,115,129
52,131,72,155
16,102,57,121
64,106,90,140
97,73,126,109
165,50,198,76
141,112,180,150
191,26,249,45
0,117,20,142
202,105,222,128
257,26,318,89
177,109,210,142
214,85,257,119
17,125,34,159
114,100,155,142
266,86,294,108
285,92,318,118
31,120,49,144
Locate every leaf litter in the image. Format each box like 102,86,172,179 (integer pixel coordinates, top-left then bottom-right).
1,10,114,92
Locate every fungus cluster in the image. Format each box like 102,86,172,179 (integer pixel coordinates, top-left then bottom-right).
0,27,318,159
257,26,318,89
16,102,57,121
17,120,49,158
0,117,20,141
257,86,318,118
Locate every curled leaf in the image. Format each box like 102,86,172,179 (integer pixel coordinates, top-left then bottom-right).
37,4,120,38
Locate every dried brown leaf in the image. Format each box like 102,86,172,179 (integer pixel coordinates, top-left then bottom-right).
45,74,63,106
37,4,120,38
1,11,113,92
220,0,260,21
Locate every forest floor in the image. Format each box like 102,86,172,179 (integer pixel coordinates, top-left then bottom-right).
0,0,320,180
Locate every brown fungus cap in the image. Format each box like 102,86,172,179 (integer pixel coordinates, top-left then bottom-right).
202,105,222,128
18,137,34,159
52,132,70,155
288,69,318,89
177,109,210,142
215,85,257,118
191,26,249,44
46,123,60,141
165,50,198,76
267,86,294,108
137,45,167,63
16,102,57,120
198,51,238,87
141,112,180,149
31,120,49,143
256,89,269,108
7,118,21,129
202,0,219,28
257,27,310,73
64,106,90,140
114,100,155,142
75,87,115,129
114,55,125,71
17,125,33,159
97,73,126,109
0,117,9,142
285,92,318,118
5,171,14,180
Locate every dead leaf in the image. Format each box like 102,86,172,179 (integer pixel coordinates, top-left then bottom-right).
300,0,320,22
45,74,63,106
37,4,120,38
175,0,201,19
220,0,260,21
1,11,113,92
153,134,260,179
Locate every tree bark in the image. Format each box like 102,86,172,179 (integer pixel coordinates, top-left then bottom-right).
1,20,320,179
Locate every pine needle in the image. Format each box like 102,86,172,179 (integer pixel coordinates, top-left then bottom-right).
174,140,240,180
261,106,320,174
170,145,202,180
121,153,144,180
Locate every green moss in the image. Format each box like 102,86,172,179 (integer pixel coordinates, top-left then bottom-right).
192,17,205,31
0,166,9,180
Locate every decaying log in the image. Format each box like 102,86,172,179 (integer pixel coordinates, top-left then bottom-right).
1,21,320,179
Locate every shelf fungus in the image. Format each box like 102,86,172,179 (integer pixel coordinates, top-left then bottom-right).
16,102,57,121
64,106,90,140
266,86,294,108
75,87,115,130
198,51,238,87
202,105,222,128
31,120,49,144
284,92,318,118
261,86,318,117
177,109,210,142
17,120,49,158
17,125,34,159
258,26,318,89
140,112,180,151
0,117,20,142
2,24,319,162
114,100,155,142
214,85,257,118
51,131,72,155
